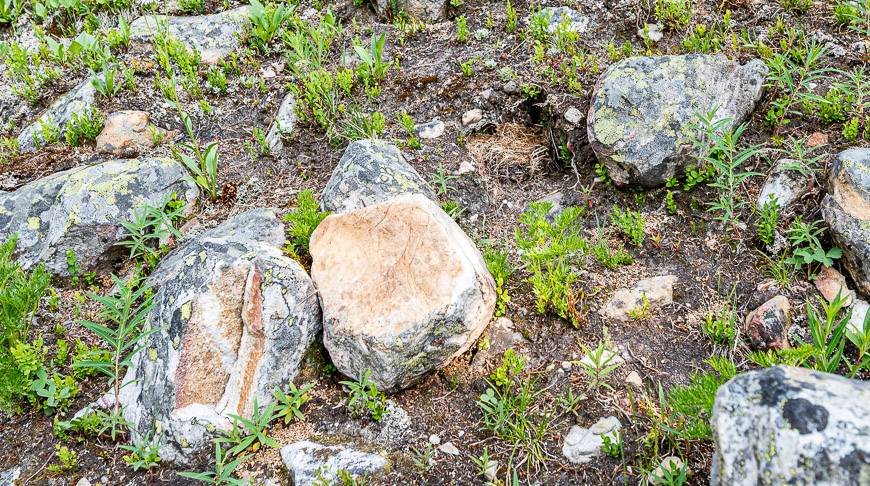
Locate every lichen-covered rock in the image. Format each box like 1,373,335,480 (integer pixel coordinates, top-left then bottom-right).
745,295,791,351
96,111,169,156
280,440,387,486
117,209,322,464
265,93,296,153
130,7,249,64
821,148,870,295
756,158,813,211
17,76,96,152
373,0,444,20
711,366,870,486
0,158,197,275
310,194,496,391
587,54,767,187
320,139,436,213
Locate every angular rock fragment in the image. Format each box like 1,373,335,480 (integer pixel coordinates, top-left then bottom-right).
96,111,169,156
265,93,296,153
280,440,387,486
562,416,621,464
756,158,813,211
711,366,870,486
311,194,496,391
745,295,791,351
821,148,870,295
588,54,767,186
600,275,677,322
320,139,436,213
117,209,322,464
0,157,197,275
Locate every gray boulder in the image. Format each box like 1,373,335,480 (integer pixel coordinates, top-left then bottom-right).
17,76,96,152
587,54,767,187
0,157,197,275
756,159,813,211
821,148,870,295
280,440,387,486
321,139,436,213
265,93,296,153
116,209,322,464
711,366,870,486
528,6,590,34
130,7,250,64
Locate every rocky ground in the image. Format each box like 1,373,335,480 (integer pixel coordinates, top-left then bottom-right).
0,0,869,485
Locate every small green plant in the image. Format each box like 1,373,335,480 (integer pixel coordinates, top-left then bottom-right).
430,164,458,196
785,218,842,276
272,382,313,424
121,433,162,471
460,59,474,77
396,111,421,149
353,33,390,88
484,248,513,317
489,348,526,389
755,197,780,247
181,442,250,485
179,0,204,13
340,109,386,141
117,197,185,269
174,108,220,200
284,189,331,258
221,399,279,456
779,0,812,13
628,292,651,321
207,66,229,95
470,448,498,483
703,304,737,347
0,0,24,24
610,206,645,246
505,0,517,32
64,105,105,147
578,341,622,391
456,15,469,43
655,0,692,31
600,429,623,459
247,0,290,51
92,64,122,98
47,444,78,473
340,369,387,422
832,0,869,35
589,229,633,269
804,292,850,373
411,443,435,473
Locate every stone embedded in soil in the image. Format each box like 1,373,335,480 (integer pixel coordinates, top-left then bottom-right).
711,366,870,486
530,7,590,34
280,440,387,486
416,120,445,139
745,295,791,351
756,158,813,211
310,194,497,391
850,299,869,334
470,317,527,373
373,0,445,21
17,76,96,152
116,208,321,464
129,7,250,64
265,93,297,153
0,157,197,276
814,266,854,307
561,416,621,464
96,111,169,156
599,275,677,322
588,54,767,187
648,456,685,484
462,108,483,126
320,139,437,214
821,148,870,295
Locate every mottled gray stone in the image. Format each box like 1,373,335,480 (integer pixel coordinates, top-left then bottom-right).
265,93,296,153
117,209,322,464
822,148,870,295
17,76,96,152
321,139,436,214
130,7,249,64
0,157,197,275
711,366,870,486
562,416,621,464
756,158,813,210
529,6,590,34
588,55,767,187
373,0,445,20
280,440,387,486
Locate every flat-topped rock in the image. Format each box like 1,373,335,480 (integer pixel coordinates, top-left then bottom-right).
130,7,250,64
17,76,96,152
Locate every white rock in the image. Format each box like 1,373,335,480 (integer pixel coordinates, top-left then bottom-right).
428,434,441,445
438,442,460,455
462,108,483,126
281,441,387,486
457,160,476,176
564,107,584,125
265,93,297,153
416,120,445,139
625,370,643,387
562,416,621,464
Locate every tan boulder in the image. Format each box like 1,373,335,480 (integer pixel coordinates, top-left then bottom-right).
96,111,170,156
310,194,496,391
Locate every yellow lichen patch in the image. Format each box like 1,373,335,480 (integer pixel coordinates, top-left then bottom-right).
592,108,625,147
27,217,40,230
181,301,192,320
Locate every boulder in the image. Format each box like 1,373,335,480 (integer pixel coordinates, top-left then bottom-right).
531,6,590,34
17,76,96,152
562,416,621,464
117,209,322,464
711,366,870,486
756,158,813,211
745,295,791,351
310,194,496,391
821,148,870,295
129,7,250,64
280,440,387,486
320,139,436,214
265,93,296,153
587,54,767,187
96,111,169,156
600,275,677,322
373,0,444,21
0,157,197,275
